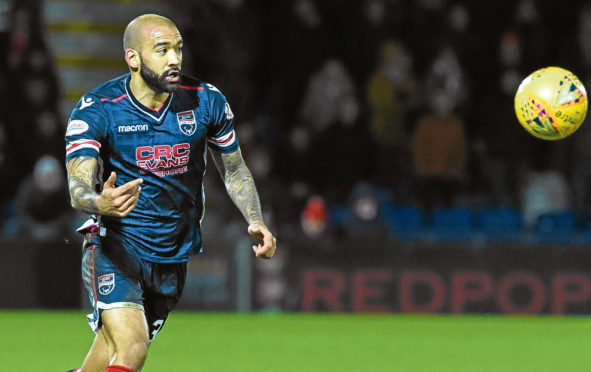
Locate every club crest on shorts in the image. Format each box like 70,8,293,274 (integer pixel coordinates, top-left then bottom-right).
177,110,197,136
98,273,115,295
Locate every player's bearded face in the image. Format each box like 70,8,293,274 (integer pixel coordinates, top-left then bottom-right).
139,55,180,93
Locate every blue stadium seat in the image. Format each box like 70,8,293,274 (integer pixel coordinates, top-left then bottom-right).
330,205,351,227
535,210,575,233
429,206,475,241
533,210,576,244
382,204,425,241
477,207,522,232
476,207,523,243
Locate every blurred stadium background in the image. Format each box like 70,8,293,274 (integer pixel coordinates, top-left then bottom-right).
2,0,591,370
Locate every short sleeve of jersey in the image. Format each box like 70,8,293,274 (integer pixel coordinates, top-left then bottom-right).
65,95,108,162
205,84,240,154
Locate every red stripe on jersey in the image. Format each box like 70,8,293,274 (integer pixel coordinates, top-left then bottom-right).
66,140,100,152
215,131,234,144
100,94,128,103
112,94,128,102
179,85,204,91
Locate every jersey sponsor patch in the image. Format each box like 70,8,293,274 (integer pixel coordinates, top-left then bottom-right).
98,273,115,295
66,119,89,136
176,111,197,136
136,143,191,177
225,102,234,120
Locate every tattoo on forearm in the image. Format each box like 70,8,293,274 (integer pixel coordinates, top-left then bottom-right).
221,150,263,224
66,156,100,214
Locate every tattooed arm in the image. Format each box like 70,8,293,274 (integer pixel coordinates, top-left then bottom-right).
66,156,143,217
211,148,276,258
212,148,263,224
66,156,101,213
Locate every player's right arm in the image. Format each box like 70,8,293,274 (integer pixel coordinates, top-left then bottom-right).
66,157,142,217
65,94,142,217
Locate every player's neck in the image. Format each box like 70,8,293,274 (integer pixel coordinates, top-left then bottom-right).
129,75,170,110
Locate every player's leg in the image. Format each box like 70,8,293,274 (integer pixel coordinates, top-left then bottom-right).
101,307,150,370
72,227,113,372
79,227,149,371
143,261,188,343
79,327,111,372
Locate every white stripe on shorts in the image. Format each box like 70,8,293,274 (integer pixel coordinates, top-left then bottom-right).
97,301,145,312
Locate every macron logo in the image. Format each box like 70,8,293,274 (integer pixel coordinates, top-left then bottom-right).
80,96,95,110
118,124,149,133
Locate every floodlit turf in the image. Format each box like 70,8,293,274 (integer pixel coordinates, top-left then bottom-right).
1,311,591,371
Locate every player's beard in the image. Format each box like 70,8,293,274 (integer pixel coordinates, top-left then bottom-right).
139,57,180,94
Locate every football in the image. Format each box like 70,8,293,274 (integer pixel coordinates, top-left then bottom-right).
514,66,588,140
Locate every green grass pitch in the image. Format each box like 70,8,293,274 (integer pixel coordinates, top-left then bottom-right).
1,311,591,371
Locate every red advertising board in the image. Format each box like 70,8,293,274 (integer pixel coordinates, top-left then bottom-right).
287,241,591,315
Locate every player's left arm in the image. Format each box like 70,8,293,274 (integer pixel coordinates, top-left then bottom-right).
211,147,276,259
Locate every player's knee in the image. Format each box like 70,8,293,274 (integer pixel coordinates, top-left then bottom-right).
127,339,149,364
114,338,149,368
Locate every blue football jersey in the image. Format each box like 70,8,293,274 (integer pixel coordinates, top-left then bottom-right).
65,73,239,263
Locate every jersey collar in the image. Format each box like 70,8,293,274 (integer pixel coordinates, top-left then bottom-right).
124,77,173,122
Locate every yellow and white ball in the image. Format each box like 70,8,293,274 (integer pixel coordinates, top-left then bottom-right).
514,66,587,140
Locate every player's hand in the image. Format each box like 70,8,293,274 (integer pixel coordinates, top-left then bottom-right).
96,172,143,217
248,222,276,259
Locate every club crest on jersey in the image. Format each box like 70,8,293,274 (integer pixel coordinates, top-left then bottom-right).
177,111,197,136
98,273,115,295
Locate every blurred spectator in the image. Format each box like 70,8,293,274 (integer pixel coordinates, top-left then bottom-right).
423,45,465,115
4,155,74,240
299,58,359,133
366,40,418,197
410,46,467,210
411,112,467,210
367,40,418,149
521,157,571,228
331,182,391,242
301,195,327,239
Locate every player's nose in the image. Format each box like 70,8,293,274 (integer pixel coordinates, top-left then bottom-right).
167,50,181,67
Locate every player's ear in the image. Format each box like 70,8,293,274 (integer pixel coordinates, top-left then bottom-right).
125,49,140,71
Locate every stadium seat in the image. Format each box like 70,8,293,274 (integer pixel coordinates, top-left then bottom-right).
477,207,522,232
533,210,576,244
382,204,425,241
429,206,475,242
330,205,351,227
535,210,576,233
476,207,523,243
